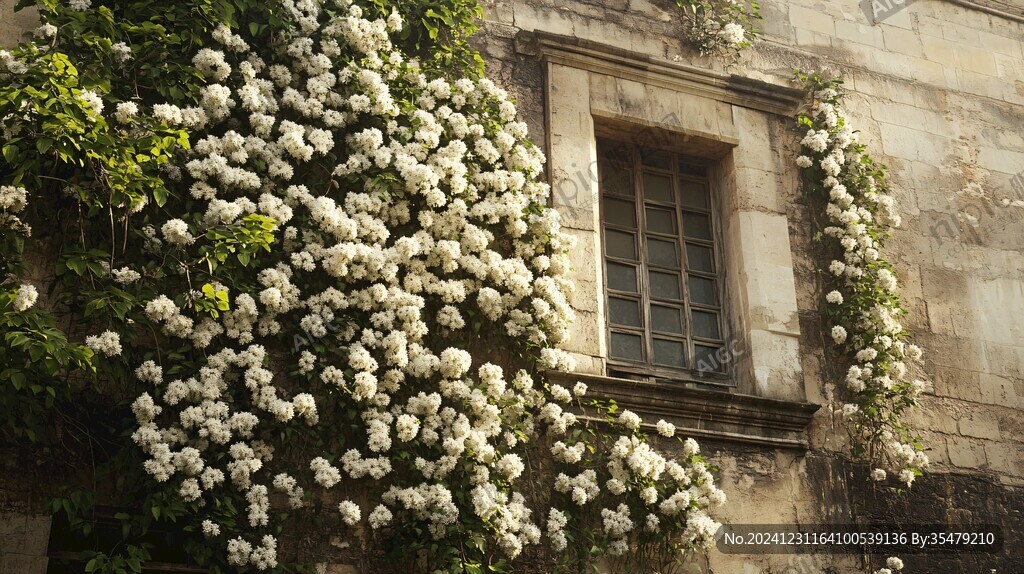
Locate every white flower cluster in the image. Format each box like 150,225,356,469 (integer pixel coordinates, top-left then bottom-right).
797,80,929,482
12,284,38,311
85,330,122,357
121,0,722,566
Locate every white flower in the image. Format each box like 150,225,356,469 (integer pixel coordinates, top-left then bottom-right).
572,381,587,396
886,557,904,570
112,266,141,284
0,185,28,212
68,0,91,10
202,520,221,537
825,290,843,305
78,89,104,118
338,501,361,526
655,419,675,438
368,505,392,529
898,469,915,487
796,155,813,168
161,219,195,246
831,325,847,344
112,42,132,63
871,468,886,481
618,410,641,430
719,22,746,46
85,331,122,357
13,284,38,311
34,24,58,38
114,102,139,124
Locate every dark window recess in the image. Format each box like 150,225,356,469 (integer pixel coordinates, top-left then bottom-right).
598,138,730,383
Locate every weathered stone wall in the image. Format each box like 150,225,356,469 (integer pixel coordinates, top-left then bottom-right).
1,0,1022,572
472,0,1024,571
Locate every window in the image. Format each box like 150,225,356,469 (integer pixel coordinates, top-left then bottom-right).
598,138,729,384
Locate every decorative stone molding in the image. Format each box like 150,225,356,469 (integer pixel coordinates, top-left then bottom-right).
515,30,804,117
549,371,821,449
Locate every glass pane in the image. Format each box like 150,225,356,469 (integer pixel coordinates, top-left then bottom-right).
606,230,636,260
653,338,686,368
650,271,681,300
679,180,709,209
650,304,682,334
604,198,636,228
611,331,644,361
641,149,671,170
694,345,725,373
645,207,675,234
685,243,714,273
603,168,634,197
682,212,712,240
643,173,673,203
609,297,641,327
607,262,638,292
678,160,707,177
688,275,717,306
691,310,721,340
598,140,630,167
647,238,679,268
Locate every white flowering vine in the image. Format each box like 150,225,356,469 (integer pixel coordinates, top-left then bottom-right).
796,72,929,488
675,0,762,56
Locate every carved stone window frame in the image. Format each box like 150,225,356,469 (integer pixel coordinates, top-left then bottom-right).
517,31,819,446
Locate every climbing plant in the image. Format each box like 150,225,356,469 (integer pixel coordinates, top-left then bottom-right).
0,0,726,572
795,71,930,489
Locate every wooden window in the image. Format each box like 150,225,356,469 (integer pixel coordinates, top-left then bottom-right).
598,138,730,386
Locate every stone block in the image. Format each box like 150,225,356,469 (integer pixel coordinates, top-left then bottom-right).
789,5,835,36
958,410,1001,440
947,436,987,468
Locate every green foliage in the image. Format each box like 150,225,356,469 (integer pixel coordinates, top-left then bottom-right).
0,0,500,570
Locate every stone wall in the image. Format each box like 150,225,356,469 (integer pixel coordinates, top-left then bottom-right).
472,0,1024,571
0,0,1022,572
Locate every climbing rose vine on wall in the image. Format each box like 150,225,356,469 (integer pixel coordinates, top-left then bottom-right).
795,72,930,488
1,0,727,570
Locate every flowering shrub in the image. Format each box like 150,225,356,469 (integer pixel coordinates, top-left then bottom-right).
795,72,929,487
675,0,762,56
1,0,725,571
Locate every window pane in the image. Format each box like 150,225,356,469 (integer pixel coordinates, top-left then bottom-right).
691,310,721,340
688,275,717,306
599,140,630,167
682,212,712,240
609,297,641,327
641,149,671,170
650,271,681,300
653,338,686,367
607,262,638,292
678,160,707,177
694,345,725,373
603,168,634,197
650,304,682,334
647,238,679,268
606,230,636,260
685,243,714,273
611,331,644,361
643,173,673,203
645,207,675,234
604,198,636,228
679,180,709,209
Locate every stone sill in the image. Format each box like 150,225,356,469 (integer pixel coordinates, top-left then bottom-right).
548,371,820,450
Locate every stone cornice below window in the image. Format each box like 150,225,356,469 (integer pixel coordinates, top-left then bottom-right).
548,371,820,450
